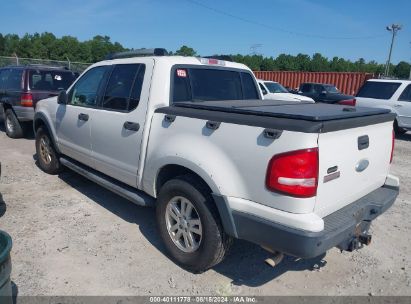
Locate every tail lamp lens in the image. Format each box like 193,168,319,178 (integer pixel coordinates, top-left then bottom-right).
266,148,319,198
21,93,33,107
338,99,356,106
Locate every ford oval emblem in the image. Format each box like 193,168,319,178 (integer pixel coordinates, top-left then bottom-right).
355,159,369,172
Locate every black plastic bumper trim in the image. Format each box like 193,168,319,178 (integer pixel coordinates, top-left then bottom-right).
231,185,399,258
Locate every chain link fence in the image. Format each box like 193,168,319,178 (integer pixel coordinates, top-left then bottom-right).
0,56,91,73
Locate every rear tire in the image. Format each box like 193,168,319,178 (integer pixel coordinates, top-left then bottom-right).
4,109,24,138
156,175,232,273
394,120,407,135
35,126,62,174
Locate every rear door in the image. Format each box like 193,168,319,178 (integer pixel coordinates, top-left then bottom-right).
396,84,411,128
55,65,109,168
315,121,393,217
90,59,153,187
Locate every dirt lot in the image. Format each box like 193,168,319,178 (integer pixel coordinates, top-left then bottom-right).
0,121,411,297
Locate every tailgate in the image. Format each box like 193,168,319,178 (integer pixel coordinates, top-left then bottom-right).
315,121,393,217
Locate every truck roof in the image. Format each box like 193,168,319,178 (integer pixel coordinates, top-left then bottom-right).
0,65,72,71
93,56,251,71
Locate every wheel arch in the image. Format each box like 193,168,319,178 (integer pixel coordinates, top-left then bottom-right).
33,112,61,154
155,164,216,197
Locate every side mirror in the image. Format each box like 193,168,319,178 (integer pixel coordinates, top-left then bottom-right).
57,90,68,105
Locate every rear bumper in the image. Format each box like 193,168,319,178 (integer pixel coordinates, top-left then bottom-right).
13,106,35,122
215,182,399,258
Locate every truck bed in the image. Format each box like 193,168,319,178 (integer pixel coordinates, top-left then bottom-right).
156,100,394,133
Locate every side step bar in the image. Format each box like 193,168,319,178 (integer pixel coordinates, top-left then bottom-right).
60,157,155,207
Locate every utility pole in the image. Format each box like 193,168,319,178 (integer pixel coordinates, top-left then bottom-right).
384,24,402,77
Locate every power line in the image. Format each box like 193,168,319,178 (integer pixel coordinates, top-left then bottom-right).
250,44,262,55
185,0,386,40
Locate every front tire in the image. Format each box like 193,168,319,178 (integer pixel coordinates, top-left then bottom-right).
156,175,232,273
35,126,62,174
4,109,24,138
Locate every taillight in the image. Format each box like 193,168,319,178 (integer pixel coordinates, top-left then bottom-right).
390,130,395,163
266,148,319,198
21,93,33,107
337,98,356,106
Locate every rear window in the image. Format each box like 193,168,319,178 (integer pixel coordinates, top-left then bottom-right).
172,67,259,103
29,70,77,91
357,81,401,100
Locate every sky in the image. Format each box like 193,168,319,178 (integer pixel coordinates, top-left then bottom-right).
0,0,410,64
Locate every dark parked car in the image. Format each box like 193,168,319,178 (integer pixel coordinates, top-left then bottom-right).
0,65,78,138
297,82,356,106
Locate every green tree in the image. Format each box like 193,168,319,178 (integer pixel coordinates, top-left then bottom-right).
3,34,20,56
275,54,299,71
175,45,197,57
393,61,411,79
260,57,277,71
310,53,329,72
295,53,311,71
0,34,5,56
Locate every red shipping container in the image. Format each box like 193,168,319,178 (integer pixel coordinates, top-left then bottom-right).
254,71,374,95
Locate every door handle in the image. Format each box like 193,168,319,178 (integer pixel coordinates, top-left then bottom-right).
123,121,140,131
78,113,89,121
394,104,402,108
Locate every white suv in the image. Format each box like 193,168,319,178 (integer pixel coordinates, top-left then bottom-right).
356,79,411,134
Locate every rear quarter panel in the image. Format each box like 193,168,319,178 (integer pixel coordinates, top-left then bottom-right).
143,113,319,214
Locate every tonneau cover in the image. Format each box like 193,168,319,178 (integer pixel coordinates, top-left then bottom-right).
173,100,390,122
155,100,395,133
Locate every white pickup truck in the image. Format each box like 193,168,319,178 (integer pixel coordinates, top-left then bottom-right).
33,49,399,272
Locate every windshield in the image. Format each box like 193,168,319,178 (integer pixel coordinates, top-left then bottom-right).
264,82,288,93
172,67,259,102
357,81,401,100
29,69,77,91
323,85,339,93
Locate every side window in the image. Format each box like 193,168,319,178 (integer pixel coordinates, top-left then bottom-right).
241,73,259,99
1,69,22,91
259,83,267,95
398,84,411,102
129,65,146,111
102,64,145,112
0,70,5,90
314,85,323,94
68,66,108,107
300,84,310,92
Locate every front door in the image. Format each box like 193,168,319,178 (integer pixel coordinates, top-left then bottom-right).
90,59,154,186
55,65,109,168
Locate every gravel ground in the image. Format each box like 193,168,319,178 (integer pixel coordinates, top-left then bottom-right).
0,121,410,297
